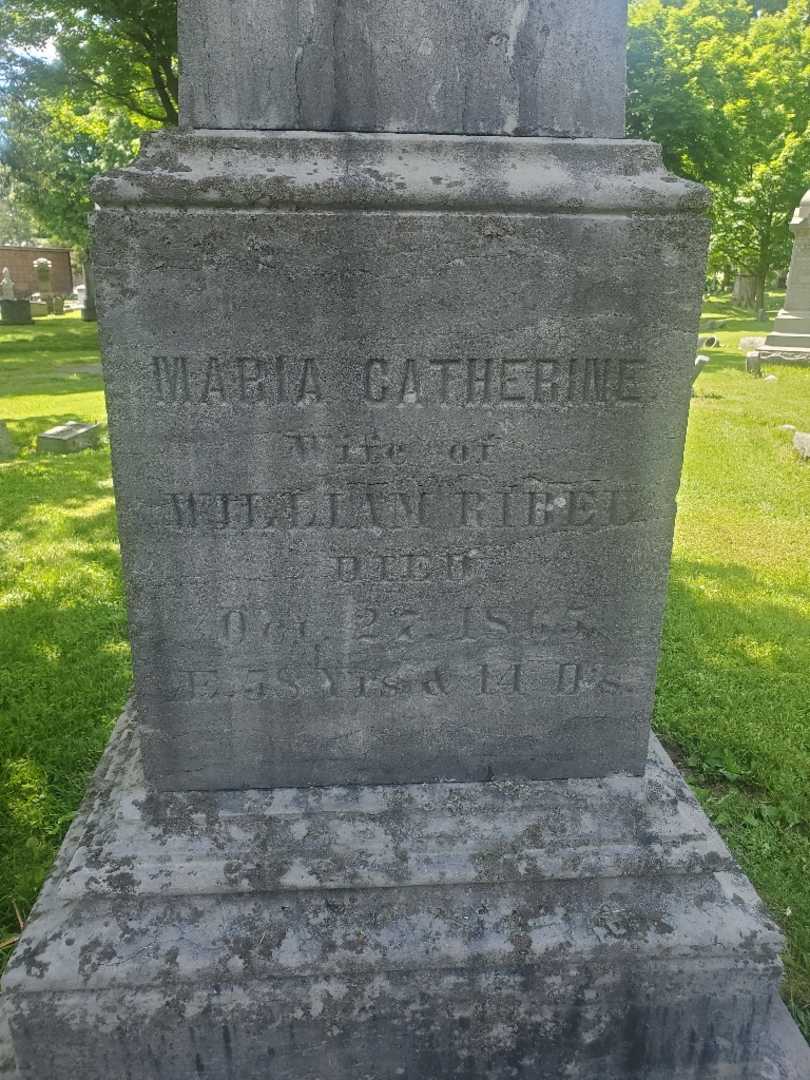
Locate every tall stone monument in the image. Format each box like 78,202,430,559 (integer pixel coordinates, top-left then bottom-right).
3,2,809,1077
756,188,810,365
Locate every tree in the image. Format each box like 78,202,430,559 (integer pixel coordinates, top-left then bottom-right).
628,0,810,309
0,1,178,125
0,1,177,251
0,179,40,245
1,94,157,251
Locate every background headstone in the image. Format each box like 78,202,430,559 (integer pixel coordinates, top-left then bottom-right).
756,188,810,365
0,300,32,325
1,267,15,299
80,259,97,322
0,421,16,460
32,258,53,313
36,421,101,454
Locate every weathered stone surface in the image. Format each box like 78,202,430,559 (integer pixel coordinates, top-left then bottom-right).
757,189,810,365
90,131,708,791
179,0,628,137
793,432,810,459
92,130,707,214
36,420,101,454
0,300,32,325
762,998,810,1079
1,706,795,1080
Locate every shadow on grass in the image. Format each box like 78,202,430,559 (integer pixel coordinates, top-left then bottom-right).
0,375,105,403
0,325,98,346
0,448,130,959
656,557,810,1032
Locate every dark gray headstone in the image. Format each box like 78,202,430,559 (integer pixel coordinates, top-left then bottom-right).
0,421,15,461
0,299,32,325
92,130,708,791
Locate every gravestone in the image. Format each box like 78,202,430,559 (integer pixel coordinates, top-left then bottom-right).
794,432,810,460
0,300,32,326
36,420,101,454
1,267,15,300
81,259,97,322
0,422,15,461
756,189,810,365
3,1,809,1077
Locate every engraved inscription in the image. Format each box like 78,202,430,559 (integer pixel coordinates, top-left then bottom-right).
364,358,645,405
167,484,641,531
280,432,502,467
331,551,479,582
218,602,605,648
163,658,641,702
152,356,324,405
149,355,647,407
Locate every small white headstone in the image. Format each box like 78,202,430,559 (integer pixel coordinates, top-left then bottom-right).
36,421,101,454
0,268,15,300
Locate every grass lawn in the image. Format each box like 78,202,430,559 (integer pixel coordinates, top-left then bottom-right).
0,313,130,954
1,305,809,1038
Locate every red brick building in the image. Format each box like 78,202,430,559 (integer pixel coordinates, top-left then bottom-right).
0,246,74,298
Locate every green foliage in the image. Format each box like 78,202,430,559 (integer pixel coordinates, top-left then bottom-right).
1,98,153,251
0,0,177,248
0,181,40,245
0,313,130,965
628,0,810,306
0,1,178,124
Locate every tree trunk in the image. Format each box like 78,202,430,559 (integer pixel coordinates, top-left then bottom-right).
732,272,762,310
754,275,768,320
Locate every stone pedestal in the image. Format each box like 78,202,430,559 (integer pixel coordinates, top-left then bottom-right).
0,299,32,325
756,189,810,365
5,705,808,1080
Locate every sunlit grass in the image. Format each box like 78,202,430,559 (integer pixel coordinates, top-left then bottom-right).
657,292,810,1035
0,312,130,965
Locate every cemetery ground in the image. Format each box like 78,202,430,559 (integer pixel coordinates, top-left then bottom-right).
0,306,809,1038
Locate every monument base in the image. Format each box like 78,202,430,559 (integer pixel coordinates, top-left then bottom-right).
755,347,810,367
2,706,808,1079
754,308,810,367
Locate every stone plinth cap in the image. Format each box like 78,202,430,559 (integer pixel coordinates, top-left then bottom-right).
791,187,810,231
91,130,709,214
179,0,628,137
